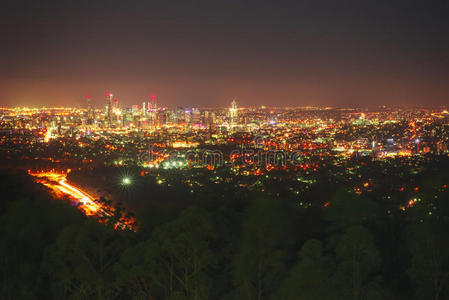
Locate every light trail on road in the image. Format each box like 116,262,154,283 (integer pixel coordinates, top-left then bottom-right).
29,170,135,230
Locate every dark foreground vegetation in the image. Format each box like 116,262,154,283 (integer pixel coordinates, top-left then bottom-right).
2,163,449,300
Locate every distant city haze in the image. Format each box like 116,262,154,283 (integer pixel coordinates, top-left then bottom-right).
1,0,448,108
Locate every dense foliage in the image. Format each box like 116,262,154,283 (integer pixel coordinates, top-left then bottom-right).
1,163,449,300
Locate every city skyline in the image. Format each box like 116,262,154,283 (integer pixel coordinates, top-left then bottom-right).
2,92,448,110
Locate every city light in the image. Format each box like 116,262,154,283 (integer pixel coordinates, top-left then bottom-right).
122,177,131,185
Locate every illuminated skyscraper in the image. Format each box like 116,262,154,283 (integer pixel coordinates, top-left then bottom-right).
151,94,157,110
191,108,201,125
175,107,185,124
113,98,121,125
149,94,157,127
142,102,146,116
86,95,94,124
203,110,216,130
229,100,238,125
106,92,113,126
184,109,191,125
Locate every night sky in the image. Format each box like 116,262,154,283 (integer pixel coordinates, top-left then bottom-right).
1,0,448,108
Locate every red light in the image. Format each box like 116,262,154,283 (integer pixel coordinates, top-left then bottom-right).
106,93,111,97
87,95,91,99
114,99,118,103
151,94,156,101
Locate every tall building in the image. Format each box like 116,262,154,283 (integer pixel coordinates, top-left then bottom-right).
210,111,216,128
122,108,134,127
184,109,191,125
192,108,201,125
148,94,157,111
203,110,216,130
142,102,146,116
148,94,157,127
113,98,121,125
106,92,113,126
86,95,94,124
229,100,238,125
175,107,185,124
203,111,209,126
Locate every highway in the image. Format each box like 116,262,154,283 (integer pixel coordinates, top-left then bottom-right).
29,171,134,230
